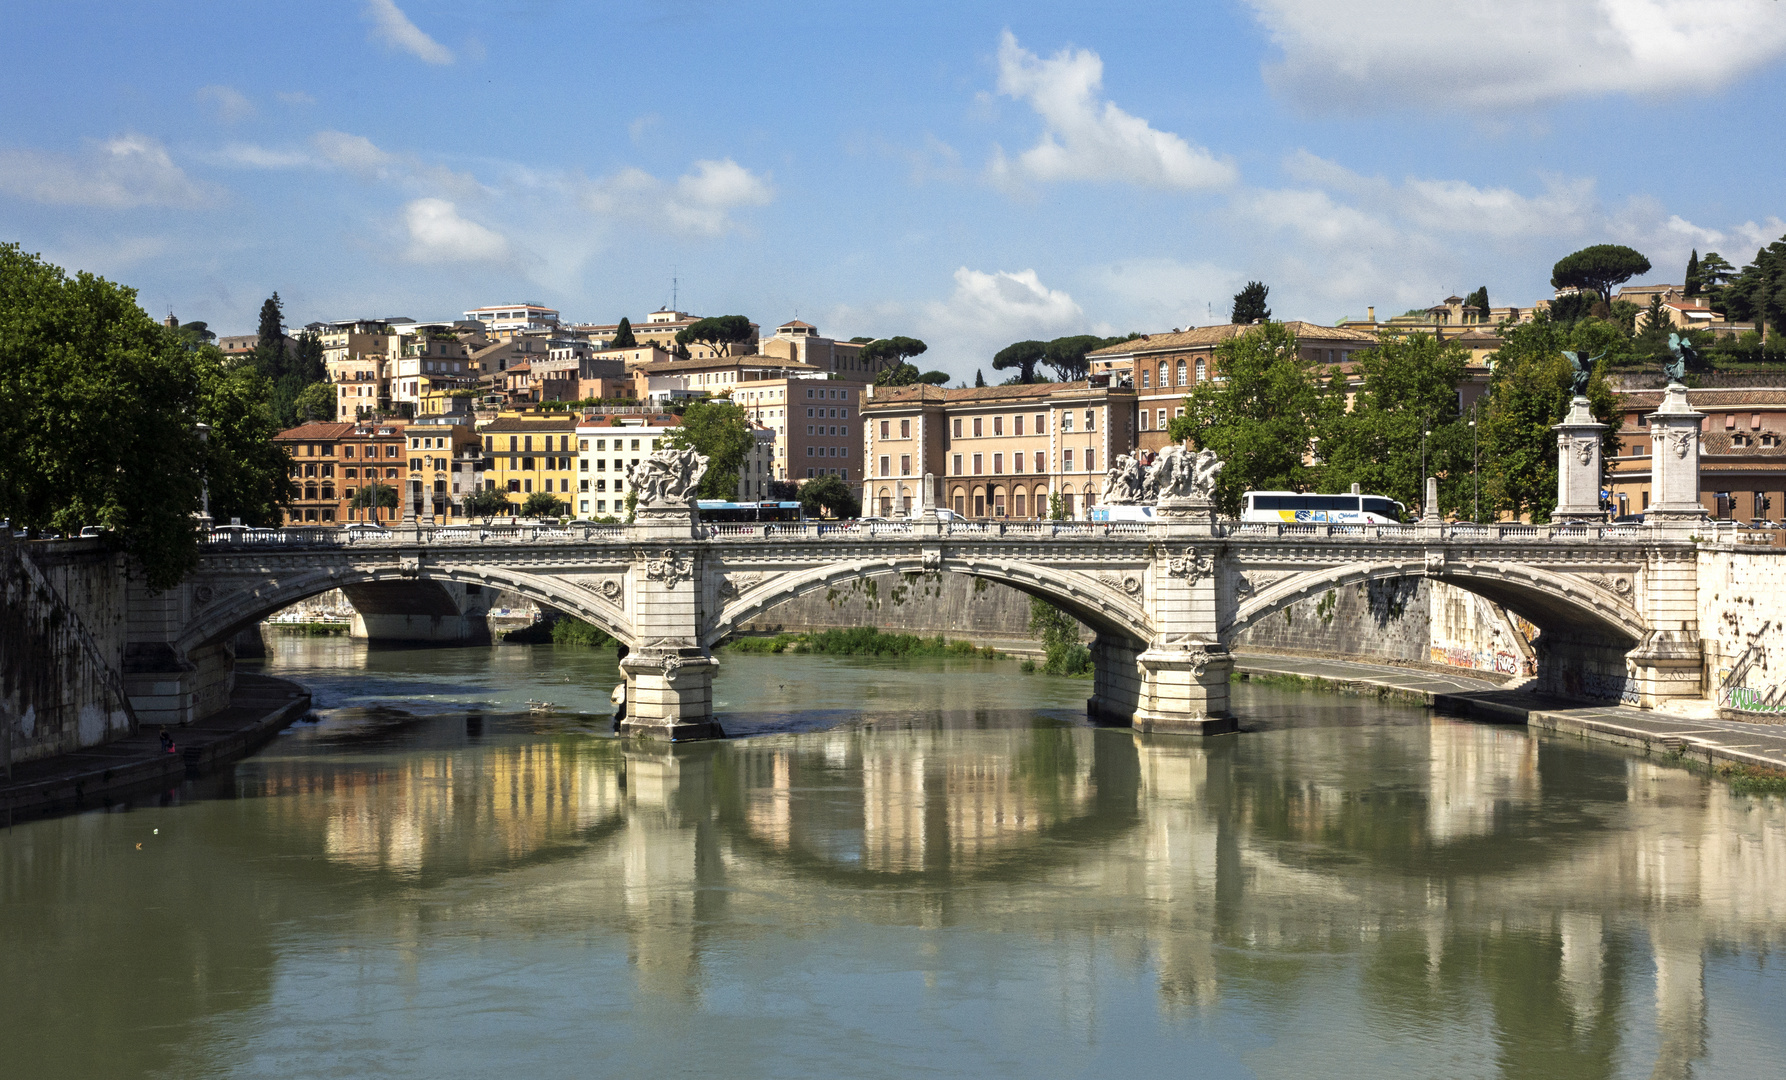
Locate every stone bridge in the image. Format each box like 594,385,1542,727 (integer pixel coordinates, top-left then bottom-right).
144,511,1702,740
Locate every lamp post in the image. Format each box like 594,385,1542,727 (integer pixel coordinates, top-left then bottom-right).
1470,402,1479,522
195,422,212,528
1419,411,1431,515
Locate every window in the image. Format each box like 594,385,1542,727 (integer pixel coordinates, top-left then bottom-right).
1140,410,1150,431
974,493,985,517
993,416,1003,436
806,447,814,457
1157,409,1167,429
1158,362,1168,387
1176,360,1186,386
1064,449,1074,472
1016,492,1027,517
993,453,1003,474
900,454,912,475
900,419,910,439
1086,450,1095,473
1195,358,1206,381
1014,452,1025,473
807,388,815,398
807,408,814,418
1014,415,1024,436
1062,413,1073,433
972,453,983,475
1084,409,1095,432
1035,413,1045,433
1175,407,1185,419
952,418,962,438
881,420,891,439
880,455,891,476
1141,370,1150,388
973,417,982,437
952,453,963,474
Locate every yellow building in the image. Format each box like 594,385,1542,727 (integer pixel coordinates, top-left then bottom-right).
477,413,579,508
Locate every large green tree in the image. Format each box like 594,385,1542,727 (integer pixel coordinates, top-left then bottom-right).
1719,236,1786,338
610,316,637,349
196,350,294,528
521,491,563,518
292,379,336,421
1684,250,1702,297
674,314,754,357
463,486,511,522
797,474,860,519
1317,332,1471,517
1042,334,1106,382
874,362,921,387
1480,315,1622,522
1,245,208,586
663,397,754,498
1168,322,1327,516
1231,281,1270,324
1550,244,1651,303
860,336,928,376
992,339,1046,383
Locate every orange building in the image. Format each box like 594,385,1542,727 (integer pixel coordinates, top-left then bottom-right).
273,421,409,525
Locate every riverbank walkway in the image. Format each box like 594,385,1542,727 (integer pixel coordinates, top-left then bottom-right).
1,673,310,821
1234,652,1786,773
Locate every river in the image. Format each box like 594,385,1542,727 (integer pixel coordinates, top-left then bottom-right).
3,635,1784,1079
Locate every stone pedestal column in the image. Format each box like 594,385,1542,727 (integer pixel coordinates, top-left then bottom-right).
1552,395,1608,521
1132,645,1235,735
1646,383,1707,525
619,506,724,741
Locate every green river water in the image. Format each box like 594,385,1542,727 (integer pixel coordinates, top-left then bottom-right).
3,635,1783,1079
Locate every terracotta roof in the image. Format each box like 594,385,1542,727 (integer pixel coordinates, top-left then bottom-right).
1086,321,1380,358
778,319,816,329
637,356,820,374
865,380,1133,407
1618,389,1786,408
274,422,357,440
478,415,579,433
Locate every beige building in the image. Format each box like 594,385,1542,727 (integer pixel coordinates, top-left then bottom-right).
757,320,869,376
860,381,1138,519
1608,386,1786,525
578,309,761,360
730,376,866,484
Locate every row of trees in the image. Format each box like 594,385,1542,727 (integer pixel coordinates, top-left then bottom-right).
1168,317,1620,523
1,245,294,587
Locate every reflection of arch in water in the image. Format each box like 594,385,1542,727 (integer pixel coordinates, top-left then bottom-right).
705,555,1151,649
179,563,636,653
722,726,1143,883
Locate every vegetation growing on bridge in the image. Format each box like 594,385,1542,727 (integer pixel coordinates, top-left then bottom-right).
1027,599,1092,677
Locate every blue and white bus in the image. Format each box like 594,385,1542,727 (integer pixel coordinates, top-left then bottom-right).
695,500,804,523
1241,491,1404,524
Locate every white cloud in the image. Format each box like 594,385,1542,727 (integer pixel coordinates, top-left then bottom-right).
1086,258,1241,332
312,130,395,176
195,84,255,123
1248,0,1786,111
0,134,216,209
915,267,1085,375
401,198,508,263
582,158,773,236
363,0,454,65
214,143,313,169
989,31,1236,192
277,90,317,106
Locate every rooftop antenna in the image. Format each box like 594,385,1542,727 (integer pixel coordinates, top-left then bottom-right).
671,268,679,312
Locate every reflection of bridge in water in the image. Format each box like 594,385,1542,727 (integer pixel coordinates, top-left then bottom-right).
155,512,1706,738
222,717,1786,1077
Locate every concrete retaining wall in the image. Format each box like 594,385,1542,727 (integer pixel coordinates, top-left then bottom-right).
1699,546,1786,719
0,538,135,765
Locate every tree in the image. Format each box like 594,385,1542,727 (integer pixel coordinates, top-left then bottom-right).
1550,244,1651,304
0,244,215,588
874,362,921,387
1231,281,1270,324
797,474,860,519
351,481,399,513
1316,332,1470,517
610,316,637,349
1168,322,1324,516
860,336,928,375
1480,314,1622,522
663,397,754,498
1463,286,1490,321
521,491,563,519
1698,252,1737,295
1547,291,1596,324
992,339,1047,384
1042,335,1105,382
463,486,511,522
257,292,285,355
1718,237,1786,339
974,369,986,387
917,370,951,385
293,379,336,421
176,321,215,348
1684,250,1702,297
196,350,294,528
674,314,754,357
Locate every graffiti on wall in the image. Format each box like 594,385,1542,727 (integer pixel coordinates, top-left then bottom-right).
1429,645,1521,675
1718,620,1784,714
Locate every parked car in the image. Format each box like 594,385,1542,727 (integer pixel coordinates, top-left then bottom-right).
1611,514,1645,525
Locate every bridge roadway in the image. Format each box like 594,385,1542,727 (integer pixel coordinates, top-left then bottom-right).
132,510,1705,740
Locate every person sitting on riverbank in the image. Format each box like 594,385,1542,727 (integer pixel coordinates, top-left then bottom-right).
158,728,176,754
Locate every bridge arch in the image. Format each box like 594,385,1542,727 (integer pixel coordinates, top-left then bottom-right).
1225,559,1646,647
178,563,637,655
702,553,1153,649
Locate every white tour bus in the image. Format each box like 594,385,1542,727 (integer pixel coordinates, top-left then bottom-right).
1241,491,1404,525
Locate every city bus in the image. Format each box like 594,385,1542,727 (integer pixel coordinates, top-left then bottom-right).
1241,491,1405,524
695,500,804,523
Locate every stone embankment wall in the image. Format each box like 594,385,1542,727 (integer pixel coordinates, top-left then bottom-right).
1699,546,1786,719
0,538,136,764
737,571,1081,647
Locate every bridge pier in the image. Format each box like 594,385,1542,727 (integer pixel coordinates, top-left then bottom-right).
618,651,722,741
1132,645,1235,736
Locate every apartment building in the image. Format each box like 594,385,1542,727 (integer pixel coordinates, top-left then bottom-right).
728,376,867,483
1608,386,1786,522
1087,322,1381,454
402,419,483,520
572,414,682,518
479,414,580,504
757,320,870,376
463,303,560,334
273,420,409,525
576,309,761,360
860,381,1138,519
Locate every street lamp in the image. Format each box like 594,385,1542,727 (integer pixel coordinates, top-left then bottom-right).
194,422,212,527
1469,403,1479,523
1419,412,1431,515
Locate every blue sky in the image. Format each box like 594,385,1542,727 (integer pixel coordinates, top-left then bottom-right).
4,0,1785,378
